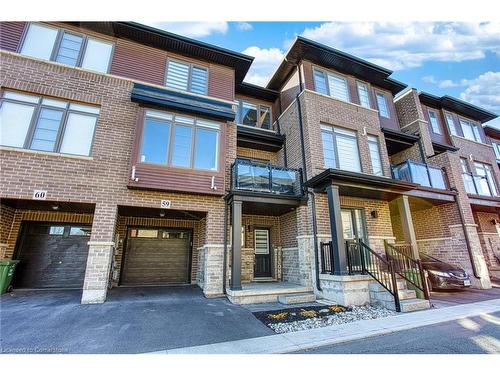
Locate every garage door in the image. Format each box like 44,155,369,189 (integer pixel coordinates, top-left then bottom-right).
121,228,191,286
14,223,91,289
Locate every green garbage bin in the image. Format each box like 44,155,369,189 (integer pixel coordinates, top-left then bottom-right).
0,260,19,294
402,268,425,299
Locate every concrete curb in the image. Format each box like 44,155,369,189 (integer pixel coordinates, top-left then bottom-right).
149,298,500,354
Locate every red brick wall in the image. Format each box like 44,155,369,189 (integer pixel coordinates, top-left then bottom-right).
0,52,232,246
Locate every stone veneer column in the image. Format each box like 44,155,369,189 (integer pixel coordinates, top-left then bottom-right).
81,203,118,304
199,209,225,297
200,244,225,297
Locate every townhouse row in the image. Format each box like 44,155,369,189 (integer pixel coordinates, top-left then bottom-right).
0,22,498,307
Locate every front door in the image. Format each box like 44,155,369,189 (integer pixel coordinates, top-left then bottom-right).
341,209,367,271
341,208,366,242
254,228,272,278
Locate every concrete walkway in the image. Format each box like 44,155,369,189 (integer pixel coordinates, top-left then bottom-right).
156,298,500,354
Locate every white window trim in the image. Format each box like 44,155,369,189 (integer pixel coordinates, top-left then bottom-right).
165,58,209,96
19,22,114,73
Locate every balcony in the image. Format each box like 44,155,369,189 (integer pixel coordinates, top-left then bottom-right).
462,172,498,197
392,160,447,190
231,159,303,197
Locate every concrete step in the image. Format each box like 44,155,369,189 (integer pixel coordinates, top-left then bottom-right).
399,298,431,313
278,293,316,304
369,280,407,293
370,288,416,302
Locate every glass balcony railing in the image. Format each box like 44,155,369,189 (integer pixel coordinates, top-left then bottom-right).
231,158,303,196
392,160,447,190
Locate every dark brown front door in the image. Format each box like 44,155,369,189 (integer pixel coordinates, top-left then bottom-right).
121,228,191,286
254,228,272,278
13,222,91,289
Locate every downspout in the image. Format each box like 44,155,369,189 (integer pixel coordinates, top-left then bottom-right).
451,188,480,279
222,198,229,293
290,59,322,291
277,96,288,167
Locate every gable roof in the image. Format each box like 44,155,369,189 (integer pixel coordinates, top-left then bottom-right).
266,36,406,94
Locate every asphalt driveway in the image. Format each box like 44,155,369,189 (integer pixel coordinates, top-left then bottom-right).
0,285,274,354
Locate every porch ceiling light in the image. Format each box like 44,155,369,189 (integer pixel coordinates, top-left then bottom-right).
51,204,60,211
159,210,166,217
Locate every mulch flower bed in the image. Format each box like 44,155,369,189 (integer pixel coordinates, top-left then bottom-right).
253,304,348,326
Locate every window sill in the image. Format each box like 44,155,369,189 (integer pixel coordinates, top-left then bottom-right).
0,146,93,161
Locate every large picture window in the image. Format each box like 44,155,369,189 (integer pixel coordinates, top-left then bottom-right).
20,23,113,73
0,90,99,156
321,125,361,173
140,110,220,171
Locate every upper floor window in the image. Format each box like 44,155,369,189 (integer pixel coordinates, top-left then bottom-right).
313,68,350,103
234,100,272,130
0,90,99,156
475,162,498,197
356,82,371,109
460,118,482,143
321,124,361,173
165,59,208,95
444,112,458,136
492,142,500,160
140,110,219,171
428,110,441,134
20,23,113,73
375,92,390,118
367,135,383,176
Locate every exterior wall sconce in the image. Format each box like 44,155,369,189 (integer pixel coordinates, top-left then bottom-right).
370,210,378,219
490,219,498,225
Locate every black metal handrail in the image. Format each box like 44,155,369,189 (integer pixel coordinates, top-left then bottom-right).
319,239,401,312
384,240,430,301
230,158,303,196
320,241,334,274
348,239,401,312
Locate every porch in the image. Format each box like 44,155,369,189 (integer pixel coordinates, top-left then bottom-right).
224,158,309,304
